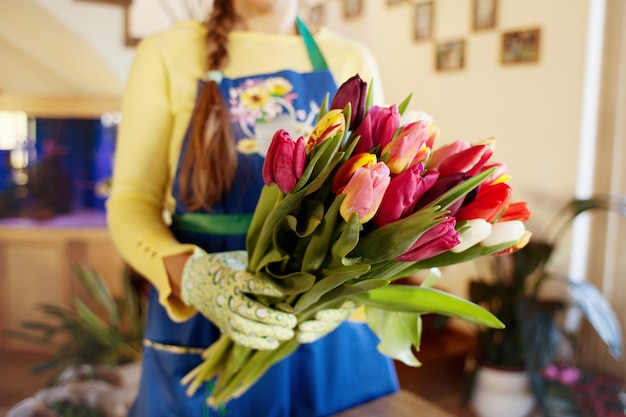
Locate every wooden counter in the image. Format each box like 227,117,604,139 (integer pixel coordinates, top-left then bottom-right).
0,212,126,353
331,390,457,417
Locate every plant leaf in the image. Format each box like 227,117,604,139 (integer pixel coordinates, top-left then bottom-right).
354,285,504,328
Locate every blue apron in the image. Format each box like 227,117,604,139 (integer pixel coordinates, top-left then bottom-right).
130,20,399,417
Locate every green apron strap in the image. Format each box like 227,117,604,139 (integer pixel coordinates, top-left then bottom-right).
171,213,253,236
296,16,329,71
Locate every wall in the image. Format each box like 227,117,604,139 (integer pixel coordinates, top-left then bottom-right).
321,0,590,298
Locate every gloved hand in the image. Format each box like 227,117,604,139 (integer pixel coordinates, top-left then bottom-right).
296,300,358,344
181,248,297,350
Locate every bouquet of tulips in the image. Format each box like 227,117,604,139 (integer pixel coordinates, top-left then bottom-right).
182,75,531,407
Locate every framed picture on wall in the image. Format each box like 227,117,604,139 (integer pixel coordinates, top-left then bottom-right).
307,4,325,28
413,2,434,41
435,40,465,71
387,0,408,6
472,0,497,30
344,0,363,19
501,28,541,64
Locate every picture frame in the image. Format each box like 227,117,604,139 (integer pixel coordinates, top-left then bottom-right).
344,0,364,19
413,2,434,41
307,4,325,28
472,0,497,31
387,0,408,6
501,28,541,64
435,40,465,71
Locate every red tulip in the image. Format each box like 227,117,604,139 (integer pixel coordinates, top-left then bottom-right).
437,144,493,177
455,182,512,222
262,129,306,194
499,202,531,222
339,162,391,223
427,140,470,170
373,163,439,227
396,216,460,262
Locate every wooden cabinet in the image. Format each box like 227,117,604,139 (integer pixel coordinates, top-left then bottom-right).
0,217,126,353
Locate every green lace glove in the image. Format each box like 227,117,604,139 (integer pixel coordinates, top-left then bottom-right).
296,300,358,344
181,248,297,350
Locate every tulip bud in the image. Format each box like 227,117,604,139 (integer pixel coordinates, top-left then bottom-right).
373,163,439,227
262,130,306,194
450,219,492,253
455,182,512,223
427,140,471,170
396,216,460,262
332,153,378,194
480,220,526,248
330,74,368,128
339,162,391,223
437,144,493,177
381,120,429,174
499,201,531,222
370,105,401,150
480,162,509,185
307,109,346,152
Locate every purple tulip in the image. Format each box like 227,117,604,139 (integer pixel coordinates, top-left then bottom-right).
262,129,306,194
373,163,440,227
330,74,368,129
353,104,401,154
396,216,460,262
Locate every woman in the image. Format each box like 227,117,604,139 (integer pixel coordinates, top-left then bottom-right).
107,1,399,415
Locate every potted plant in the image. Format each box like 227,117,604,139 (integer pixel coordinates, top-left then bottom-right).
467,195,626,417
5,264,146,417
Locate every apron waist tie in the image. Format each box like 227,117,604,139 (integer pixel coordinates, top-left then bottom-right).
143,338,205,355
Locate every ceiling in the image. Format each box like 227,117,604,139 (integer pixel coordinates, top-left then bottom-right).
0,0,132,98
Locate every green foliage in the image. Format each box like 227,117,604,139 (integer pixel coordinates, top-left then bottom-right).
5,264,145,377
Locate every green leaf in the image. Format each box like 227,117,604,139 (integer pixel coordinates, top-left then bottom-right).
292,263,371,313
74,264,119,327
301,195,344,272
414,240,516,269
285,199,325,238
260,268,316,295
397,93,413,116
353,285,504,328
331,213,361,264
365,307,422,366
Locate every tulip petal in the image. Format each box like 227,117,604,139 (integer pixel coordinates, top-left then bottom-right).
451,219,492,252
480,220,526,247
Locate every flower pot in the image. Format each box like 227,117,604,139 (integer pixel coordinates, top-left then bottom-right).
470,365,537,417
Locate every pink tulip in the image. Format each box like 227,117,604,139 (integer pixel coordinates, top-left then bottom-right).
332,152,377,194
353,105,401,154
339,162,391,223
373,163,439,227
262,129,306,194
381,120,429,174
396,216,460,262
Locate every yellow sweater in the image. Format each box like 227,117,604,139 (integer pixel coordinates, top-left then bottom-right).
107,20,383,321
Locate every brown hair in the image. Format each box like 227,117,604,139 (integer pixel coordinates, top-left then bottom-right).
178,0,238,210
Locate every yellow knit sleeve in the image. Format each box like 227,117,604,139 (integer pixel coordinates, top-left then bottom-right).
106,35,197,321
